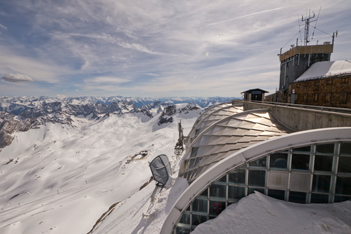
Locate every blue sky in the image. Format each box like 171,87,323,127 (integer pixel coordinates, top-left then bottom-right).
0,0,350,97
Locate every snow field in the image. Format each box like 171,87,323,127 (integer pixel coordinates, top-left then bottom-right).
0,105,201,234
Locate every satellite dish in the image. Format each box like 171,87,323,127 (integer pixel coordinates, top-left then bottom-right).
149,154,171,186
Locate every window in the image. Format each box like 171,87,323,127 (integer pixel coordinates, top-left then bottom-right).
341,78,349,84
340,93,347,103
325,93,331,103
303,93,308,102
314,93,318,102
326,79,333,85
270,153,288,169
314,80,320,87
174,142,351,233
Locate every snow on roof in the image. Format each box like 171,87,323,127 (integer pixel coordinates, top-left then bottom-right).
192,192,351,234
295,60,351,82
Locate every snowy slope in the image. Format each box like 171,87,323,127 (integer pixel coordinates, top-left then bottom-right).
295,60,351,82
0,104,201,234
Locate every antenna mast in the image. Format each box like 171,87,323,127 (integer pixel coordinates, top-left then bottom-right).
301,10,317,46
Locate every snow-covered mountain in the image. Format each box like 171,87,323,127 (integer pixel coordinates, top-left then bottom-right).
0,96,237,109
0,96,206,149
0,100,201,234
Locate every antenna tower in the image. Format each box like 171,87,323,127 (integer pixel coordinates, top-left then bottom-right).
301,10,317,46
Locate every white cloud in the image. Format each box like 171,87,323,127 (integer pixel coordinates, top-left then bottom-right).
1,73,34,83
0,23,7,30
89,76,129,83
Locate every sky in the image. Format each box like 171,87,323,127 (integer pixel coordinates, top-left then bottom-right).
0,0,350,98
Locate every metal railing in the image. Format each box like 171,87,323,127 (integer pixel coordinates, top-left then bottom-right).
240,100,351,115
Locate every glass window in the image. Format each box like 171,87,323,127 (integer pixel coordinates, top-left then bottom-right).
176,227,191,234
248,187,265,195
209,201,225,216
314,155,333,172
192,199,208,214
316,144,334,154
209,184,226,199
270,153,288,169
179,213,190,225
340,142,351,155
249,157,267,168
268,189,285,200
190,147,199,158
311,193,329,203
192,215,207,226
312,175,331,193
198,188,208,199
334,195,351,202
335,177,351,195
215,174,227,183
248,170,265,187
293,146,310,153
289,191,306,203
228,169,245,185
338,156,351,173
292,154,310,170
228,186,245,200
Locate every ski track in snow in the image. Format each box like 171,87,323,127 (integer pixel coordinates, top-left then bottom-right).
0,105,201,234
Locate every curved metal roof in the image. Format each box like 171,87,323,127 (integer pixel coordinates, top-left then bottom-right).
179,109,291,183
187,104,243,145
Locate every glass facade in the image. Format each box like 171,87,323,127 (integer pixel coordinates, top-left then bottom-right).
173,142,351,233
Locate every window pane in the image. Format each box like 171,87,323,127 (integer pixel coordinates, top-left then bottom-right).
192,215,207,226
229,169,245,185
249,157,267,168
215,174,227,183
312,175,331,193
338,156,351,173
292,154,310,170
340,142,351,155
209,184,226,199
316,144,334,154
191,147,199,158
293,146,310,152
192,199,208,213
248,187,265,195
248,170,265,187
335,177,351,195
209,201,225,216
228,186,245,200
311,193,329,203
268,189,285,200
270,153,288,169
334,195,351,202
176,227,191,234
289,191,306,203
314,155,333,172
198,188,208,199
179,213,190,225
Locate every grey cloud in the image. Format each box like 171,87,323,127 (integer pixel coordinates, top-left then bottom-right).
1,73,34,83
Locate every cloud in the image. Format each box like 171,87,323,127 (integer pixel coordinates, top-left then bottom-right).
1,73,34,83
89,76,129,84
0,23,7,30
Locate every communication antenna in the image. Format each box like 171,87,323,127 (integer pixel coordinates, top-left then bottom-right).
301,9,317,45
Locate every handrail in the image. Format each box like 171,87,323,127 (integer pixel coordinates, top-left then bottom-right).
240,100,351,115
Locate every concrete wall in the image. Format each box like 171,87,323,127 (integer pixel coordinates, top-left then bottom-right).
243,102,351,131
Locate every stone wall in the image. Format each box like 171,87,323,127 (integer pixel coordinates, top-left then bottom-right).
288,75,351,108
